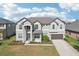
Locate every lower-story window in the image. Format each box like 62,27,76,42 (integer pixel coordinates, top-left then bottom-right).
18,33,22,38
0,34,2,39
34,34,40,38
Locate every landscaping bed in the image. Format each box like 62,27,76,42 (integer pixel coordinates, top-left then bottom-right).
30,40,52,44
30,35,52,44
64,35,79,51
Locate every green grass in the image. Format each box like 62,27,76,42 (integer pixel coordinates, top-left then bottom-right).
0,35,59,56
0,45,59,56
0,46,15,56
0,35,16,56
65,35,79,51
0,35,16,46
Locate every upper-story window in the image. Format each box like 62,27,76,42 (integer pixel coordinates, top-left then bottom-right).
34,24,38,30
60,24,63,29
19,25,22,29
0,24,4,27
52,24,55,29
26,26,30,31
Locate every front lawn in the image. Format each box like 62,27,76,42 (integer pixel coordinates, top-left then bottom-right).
0,35,59,56
65,35,79,51
0,45,59,56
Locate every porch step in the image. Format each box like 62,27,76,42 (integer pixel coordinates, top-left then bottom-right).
24,41,30,45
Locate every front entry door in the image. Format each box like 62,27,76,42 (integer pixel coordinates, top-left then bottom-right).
26,33,30,40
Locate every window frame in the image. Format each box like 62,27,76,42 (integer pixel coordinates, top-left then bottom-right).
60,24,63,29
34,34,40,38
18,33,22,38
0,24,4,27
34,24,38,30
52,24,55,29
19,25,22,29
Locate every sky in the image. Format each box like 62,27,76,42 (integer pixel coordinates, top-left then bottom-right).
0,3,79,22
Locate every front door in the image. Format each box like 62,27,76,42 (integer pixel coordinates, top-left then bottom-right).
25,26,31,41
26,33,30,40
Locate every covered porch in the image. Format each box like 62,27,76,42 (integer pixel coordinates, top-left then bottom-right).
23,25,32,43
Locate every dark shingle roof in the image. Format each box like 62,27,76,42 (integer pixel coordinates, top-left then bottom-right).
28,17,65,25
28,17,55,24
17,17,65,25
66,21,79,32
0,18,14,24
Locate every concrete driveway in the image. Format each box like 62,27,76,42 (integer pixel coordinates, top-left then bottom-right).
52,40,79,56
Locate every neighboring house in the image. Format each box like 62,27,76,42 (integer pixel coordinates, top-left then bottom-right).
0,18,15,40
16,17,65,43
66,20,79,40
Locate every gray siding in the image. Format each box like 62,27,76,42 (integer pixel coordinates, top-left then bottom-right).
6,24,15,37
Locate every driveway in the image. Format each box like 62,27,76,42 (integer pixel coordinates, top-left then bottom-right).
52,40,79,56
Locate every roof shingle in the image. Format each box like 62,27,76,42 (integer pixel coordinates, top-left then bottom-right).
66,21,79,32
0,18,14,24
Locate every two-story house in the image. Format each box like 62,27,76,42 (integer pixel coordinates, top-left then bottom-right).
0,18,15,40
16,17,65,43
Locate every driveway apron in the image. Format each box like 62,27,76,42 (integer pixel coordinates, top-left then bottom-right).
52,40,79,56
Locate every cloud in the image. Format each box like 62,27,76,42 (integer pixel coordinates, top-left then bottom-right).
27,11,58,17
0,3,75,22
0,3,18,19
59,3,79,12
32,7,42,12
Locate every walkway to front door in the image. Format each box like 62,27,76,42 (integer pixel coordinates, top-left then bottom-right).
52,40,79,56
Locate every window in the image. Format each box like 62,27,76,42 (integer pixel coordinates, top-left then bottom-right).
0,33,2,39
18,33,22,38
8,24,11,27
0,24,4,27
27,26,30,30
52,24,55,29
60,24,62,29
34,24,38,30
34,34,40,38
19,25,22,29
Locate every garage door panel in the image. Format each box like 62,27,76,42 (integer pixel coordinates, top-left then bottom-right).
51,34,63,39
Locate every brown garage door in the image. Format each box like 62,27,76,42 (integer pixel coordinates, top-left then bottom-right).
51,34,63,39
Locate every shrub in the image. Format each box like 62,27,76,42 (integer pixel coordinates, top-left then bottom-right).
65,35,79,51
42,35,49,42
0,41,2,45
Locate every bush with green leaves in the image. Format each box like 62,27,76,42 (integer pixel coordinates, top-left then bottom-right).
42,35,49,42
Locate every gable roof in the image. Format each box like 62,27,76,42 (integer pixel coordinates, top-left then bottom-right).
66,21,79,32
28,17,54,24
0,18,15,24
17,17,65,25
